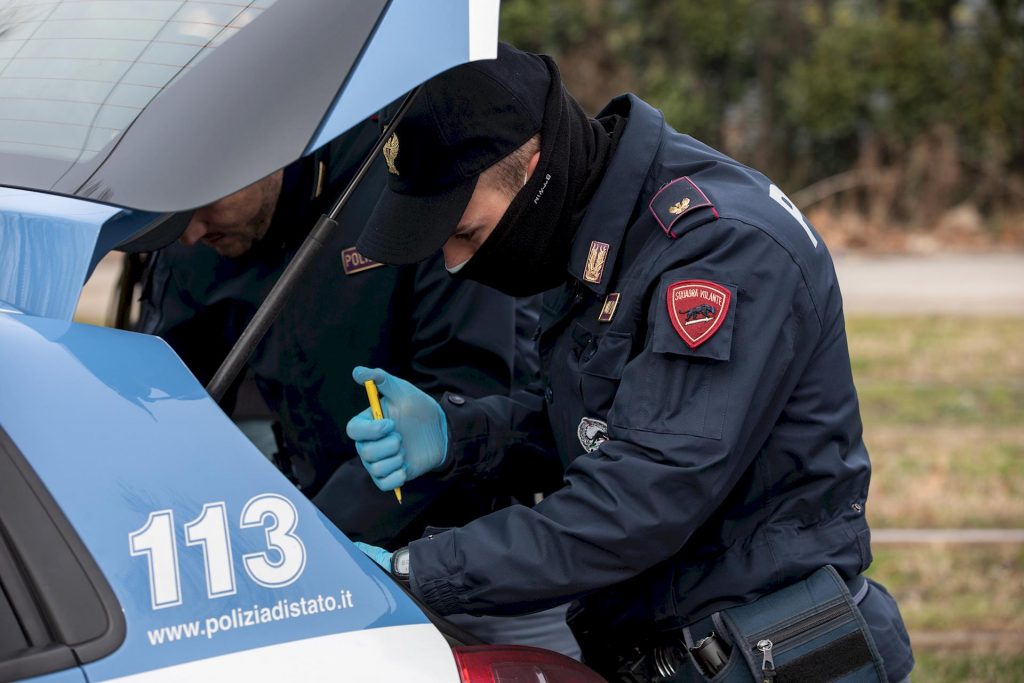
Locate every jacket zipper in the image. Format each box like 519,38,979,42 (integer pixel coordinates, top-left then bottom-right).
756,638,775,681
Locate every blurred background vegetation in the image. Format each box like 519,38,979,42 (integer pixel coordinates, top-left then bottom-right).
501,0,1024,249
501,2,1024,680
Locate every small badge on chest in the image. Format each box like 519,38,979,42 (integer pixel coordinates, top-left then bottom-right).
341,246,384,276
577,417,610,453
598,293,620,322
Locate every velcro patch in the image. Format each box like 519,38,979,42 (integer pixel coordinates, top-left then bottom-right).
341,247,384,276
666,280,731,349
648,176,716,238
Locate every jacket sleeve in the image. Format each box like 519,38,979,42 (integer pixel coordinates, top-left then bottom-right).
403,255,531,398
401,256,555,484
435,386,552,483
408,224,823,616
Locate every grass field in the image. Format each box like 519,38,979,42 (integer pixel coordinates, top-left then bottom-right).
848,316,1024,681
913,652,1024,682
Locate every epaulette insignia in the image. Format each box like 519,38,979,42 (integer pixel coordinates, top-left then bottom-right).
649,176,717,238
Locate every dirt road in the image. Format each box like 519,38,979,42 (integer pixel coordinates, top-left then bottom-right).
834,252,1024,315
75,251,1024,324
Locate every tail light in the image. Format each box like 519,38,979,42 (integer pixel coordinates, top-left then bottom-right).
453,644,606,682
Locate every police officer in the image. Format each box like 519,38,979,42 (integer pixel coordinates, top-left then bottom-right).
137,114,583,656
346,45,914,681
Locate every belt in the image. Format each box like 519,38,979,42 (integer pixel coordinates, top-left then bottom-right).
848,574,870,605
591,574,872,681
646,574,871,681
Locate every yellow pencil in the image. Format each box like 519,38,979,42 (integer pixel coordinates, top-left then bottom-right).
364,379,402,504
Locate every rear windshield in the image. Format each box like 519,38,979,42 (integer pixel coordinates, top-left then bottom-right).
0,0,277,163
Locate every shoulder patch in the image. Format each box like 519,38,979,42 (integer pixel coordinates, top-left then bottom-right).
666,280,731,349
649,176,717,238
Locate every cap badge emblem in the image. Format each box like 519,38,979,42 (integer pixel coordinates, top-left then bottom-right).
583,241,610,284
668,198,691,215
383,133,400,175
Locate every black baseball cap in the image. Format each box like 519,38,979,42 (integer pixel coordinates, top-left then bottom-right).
356,43,550,265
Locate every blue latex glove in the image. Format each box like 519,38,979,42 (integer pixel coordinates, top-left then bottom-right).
355,542,392,571
345,367,448,492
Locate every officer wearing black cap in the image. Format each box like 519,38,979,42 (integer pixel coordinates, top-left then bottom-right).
135,115,550,558
347,44,914,681
138,113,587,656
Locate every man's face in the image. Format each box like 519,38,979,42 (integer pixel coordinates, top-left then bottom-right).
179,170,284,258
442,149,541,270
442,178,511,269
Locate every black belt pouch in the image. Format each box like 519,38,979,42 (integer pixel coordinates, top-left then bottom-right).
715,565,887,682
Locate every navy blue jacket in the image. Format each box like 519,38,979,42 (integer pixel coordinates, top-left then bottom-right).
409,96,912,680
137,120,550,547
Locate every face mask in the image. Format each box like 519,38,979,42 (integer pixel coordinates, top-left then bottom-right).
454,166,570,296
445,257,470,274
454,56,617,297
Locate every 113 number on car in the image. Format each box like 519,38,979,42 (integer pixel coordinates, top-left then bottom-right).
129,493,306,610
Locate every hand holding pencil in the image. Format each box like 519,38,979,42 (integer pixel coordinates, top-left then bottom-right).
345,367,449,499
363,378,402,504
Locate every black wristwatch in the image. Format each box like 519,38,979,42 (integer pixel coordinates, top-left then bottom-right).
391,546,411,583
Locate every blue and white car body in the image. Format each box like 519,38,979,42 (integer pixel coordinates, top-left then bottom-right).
0,190,464,681
0,1,524,681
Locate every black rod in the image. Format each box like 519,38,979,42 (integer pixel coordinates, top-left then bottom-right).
206,86,422,402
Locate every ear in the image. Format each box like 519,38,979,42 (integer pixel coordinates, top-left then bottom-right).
525,149,541,181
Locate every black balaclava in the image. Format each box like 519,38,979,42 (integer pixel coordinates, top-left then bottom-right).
455,57,618,297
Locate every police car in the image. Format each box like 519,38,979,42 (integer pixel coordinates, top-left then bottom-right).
0,1,602,680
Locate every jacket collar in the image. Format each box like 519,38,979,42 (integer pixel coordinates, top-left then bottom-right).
567,94,664,295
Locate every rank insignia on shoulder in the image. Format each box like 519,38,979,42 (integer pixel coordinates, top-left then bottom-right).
583,240,610,284
649,176,717,238
667,279,731,349
341,247,384,276
577,417,609,453
669,197,690,215
598,293,620,322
